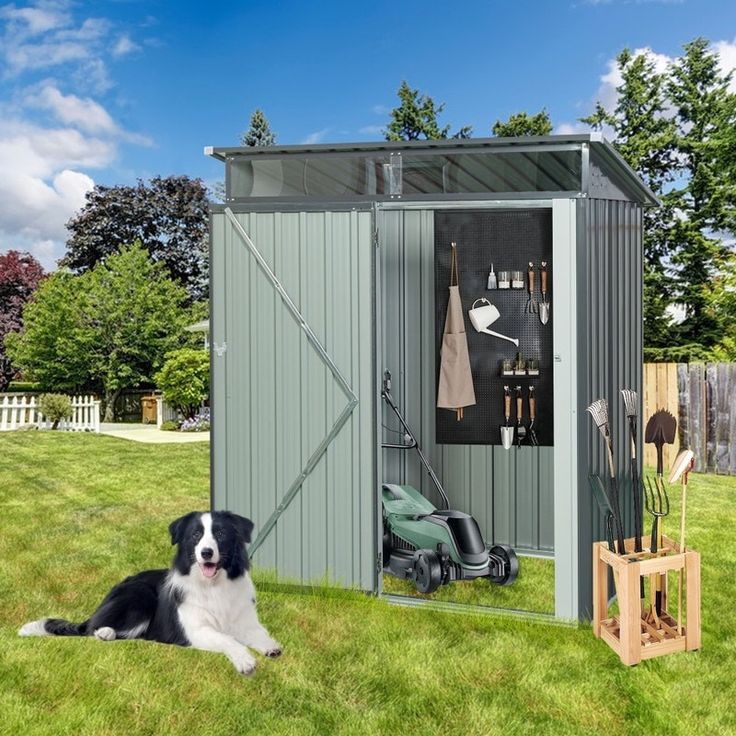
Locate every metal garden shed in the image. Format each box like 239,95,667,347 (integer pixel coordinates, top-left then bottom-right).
206,134,658,621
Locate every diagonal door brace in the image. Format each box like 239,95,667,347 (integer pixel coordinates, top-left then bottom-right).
223,208,359,556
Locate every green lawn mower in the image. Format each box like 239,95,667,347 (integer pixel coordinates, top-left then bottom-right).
381,372,519,594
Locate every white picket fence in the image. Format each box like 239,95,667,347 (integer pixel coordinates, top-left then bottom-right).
0,395,101,433
156,396,179,428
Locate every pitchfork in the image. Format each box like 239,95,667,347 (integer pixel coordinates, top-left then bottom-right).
644,476,670,623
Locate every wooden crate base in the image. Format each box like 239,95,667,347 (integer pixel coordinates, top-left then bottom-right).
593,536,701,666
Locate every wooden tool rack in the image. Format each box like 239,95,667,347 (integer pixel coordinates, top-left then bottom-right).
592,535,701,666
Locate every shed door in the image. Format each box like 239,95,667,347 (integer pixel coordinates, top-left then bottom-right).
210,208,377,591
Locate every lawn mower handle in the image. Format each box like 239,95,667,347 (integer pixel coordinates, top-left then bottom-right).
381,372,450,510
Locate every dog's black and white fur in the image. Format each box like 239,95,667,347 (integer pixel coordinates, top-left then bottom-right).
19,511,281,675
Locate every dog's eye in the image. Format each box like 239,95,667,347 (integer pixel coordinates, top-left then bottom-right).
214,530,226,541
192,531,203,541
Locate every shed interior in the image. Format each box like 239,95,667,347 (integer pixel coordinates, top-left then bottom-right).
378,204,556,614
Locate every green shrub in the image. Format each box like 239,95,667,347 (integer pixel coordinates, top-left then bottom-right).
7,381,41,392
155,349,209,420
159,420,180,432
38,393,72,430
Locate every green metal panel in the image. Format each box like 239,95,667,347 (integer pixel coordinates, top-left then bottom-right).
377,206,555,556
211,209,377,591
552,199,579,621
575,199,644,619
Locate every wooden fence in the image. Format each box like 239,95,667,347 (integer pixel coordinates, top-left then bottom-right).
644,363,736,474
0,394,100,433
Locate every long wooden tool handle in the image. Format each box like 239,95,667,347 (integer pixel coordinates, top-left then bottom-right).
504,392,511,422
680,482,687,552
529,395,536,421
528,264,535,294
516,394,523,421
541,264,548,295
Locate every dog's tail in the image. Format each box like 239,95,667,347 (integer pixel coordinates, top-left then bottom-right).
18,618,90,637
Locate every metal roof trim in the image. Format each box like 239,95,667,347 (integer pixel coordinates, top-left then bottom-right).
588,140,660,207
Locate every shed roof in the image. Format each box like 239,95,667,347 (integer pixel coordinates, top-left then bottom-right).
206,133,659,206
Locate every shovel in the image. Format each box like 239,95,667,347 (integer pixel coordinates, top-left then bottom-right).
539,261,550,325
514,386,526,448
468,299,519,347
645,409,676,618
500,385,513,450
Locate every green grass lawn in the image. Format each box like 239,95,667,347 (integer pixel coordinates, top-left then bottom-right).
2,433,735,736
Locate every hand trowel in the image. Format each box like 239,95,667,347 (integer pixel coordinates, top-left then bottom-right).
501,386,514,450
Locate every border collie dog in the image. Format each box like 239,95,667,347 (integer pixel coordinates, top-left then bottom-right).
19,511,281,675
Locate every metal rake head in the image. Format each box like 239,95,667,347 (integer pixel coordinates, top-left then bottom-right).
586,399,611,443
620,389,638,421
644,476,670,518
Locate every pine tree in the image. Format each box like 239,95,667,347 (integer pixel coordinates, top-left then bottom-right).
492,110,553,137
667,38,736,349
580,48,678,352
385,81,471,141
241,109,276,147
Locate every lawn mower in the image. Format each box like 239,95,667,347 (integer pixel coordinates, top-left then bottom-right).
381,371,519,594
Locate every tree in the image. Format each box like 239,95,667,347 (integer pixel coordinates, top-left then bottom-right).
155,348,209,419
580,48,679,353
385,81,472,141
4,271,91,393
667,38,736,349
241,109,276,147
7,244,193,421
492,110,553,137
0,250,45,389
61,176,209,301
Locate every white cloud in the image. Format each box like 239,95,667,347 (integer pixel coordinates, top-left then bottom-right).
301,128,330,145
55,17,109,42
73,58,112,94
0,4,152,270
0,3,71,35
5,39,90,73
26,84,117,134
554,122,592,135
372,104,390,116
112,34,139,57
714,38,736,92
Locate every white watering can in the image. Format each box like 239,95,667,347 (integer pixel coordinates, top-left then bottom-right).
468,299,519,347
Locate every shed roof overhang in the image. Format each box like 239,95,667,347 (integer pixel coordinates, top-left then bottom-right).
205,133,659,207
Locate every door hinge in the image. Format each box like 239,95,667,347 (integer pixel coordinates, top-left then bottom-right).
373,229,379,249
213,341,227,357
376,552,383,573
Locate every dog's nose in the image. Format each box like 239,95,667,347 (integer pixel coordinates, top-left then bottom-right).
201,547,214,560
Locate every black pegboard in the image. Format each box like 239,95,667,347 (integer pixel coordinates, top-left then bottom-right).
435,209,554,446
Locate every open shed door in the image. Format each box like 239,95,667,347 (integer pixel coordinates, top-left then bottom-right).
210,208,378,591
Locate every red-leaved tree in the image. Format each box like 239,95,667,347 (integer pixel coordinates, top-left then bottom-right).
0,251,45,389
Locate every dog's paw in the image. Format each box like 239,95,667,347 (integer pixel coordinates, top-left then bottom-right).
230,649,257,676
94,627,116,641
18,619,49,637
264,643,282,658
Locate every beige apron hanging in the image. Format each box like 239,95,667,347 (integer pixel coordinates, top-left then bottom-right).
437,242,476,420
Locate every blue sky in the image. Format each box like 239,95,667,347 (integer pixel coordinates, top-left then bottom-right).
1,0,735,269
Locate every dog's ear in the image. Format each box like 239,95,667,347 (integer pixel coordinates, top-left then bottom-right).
222,512,254,543
169,512,198,545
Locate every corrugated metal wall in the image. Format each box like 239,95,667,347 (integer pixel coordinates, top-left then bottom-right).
576,199,643,617
210,208,377,590
379,208,554,555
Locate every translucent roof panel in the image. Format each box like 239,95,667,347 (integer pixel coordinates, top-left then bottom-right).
208,136,658,205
